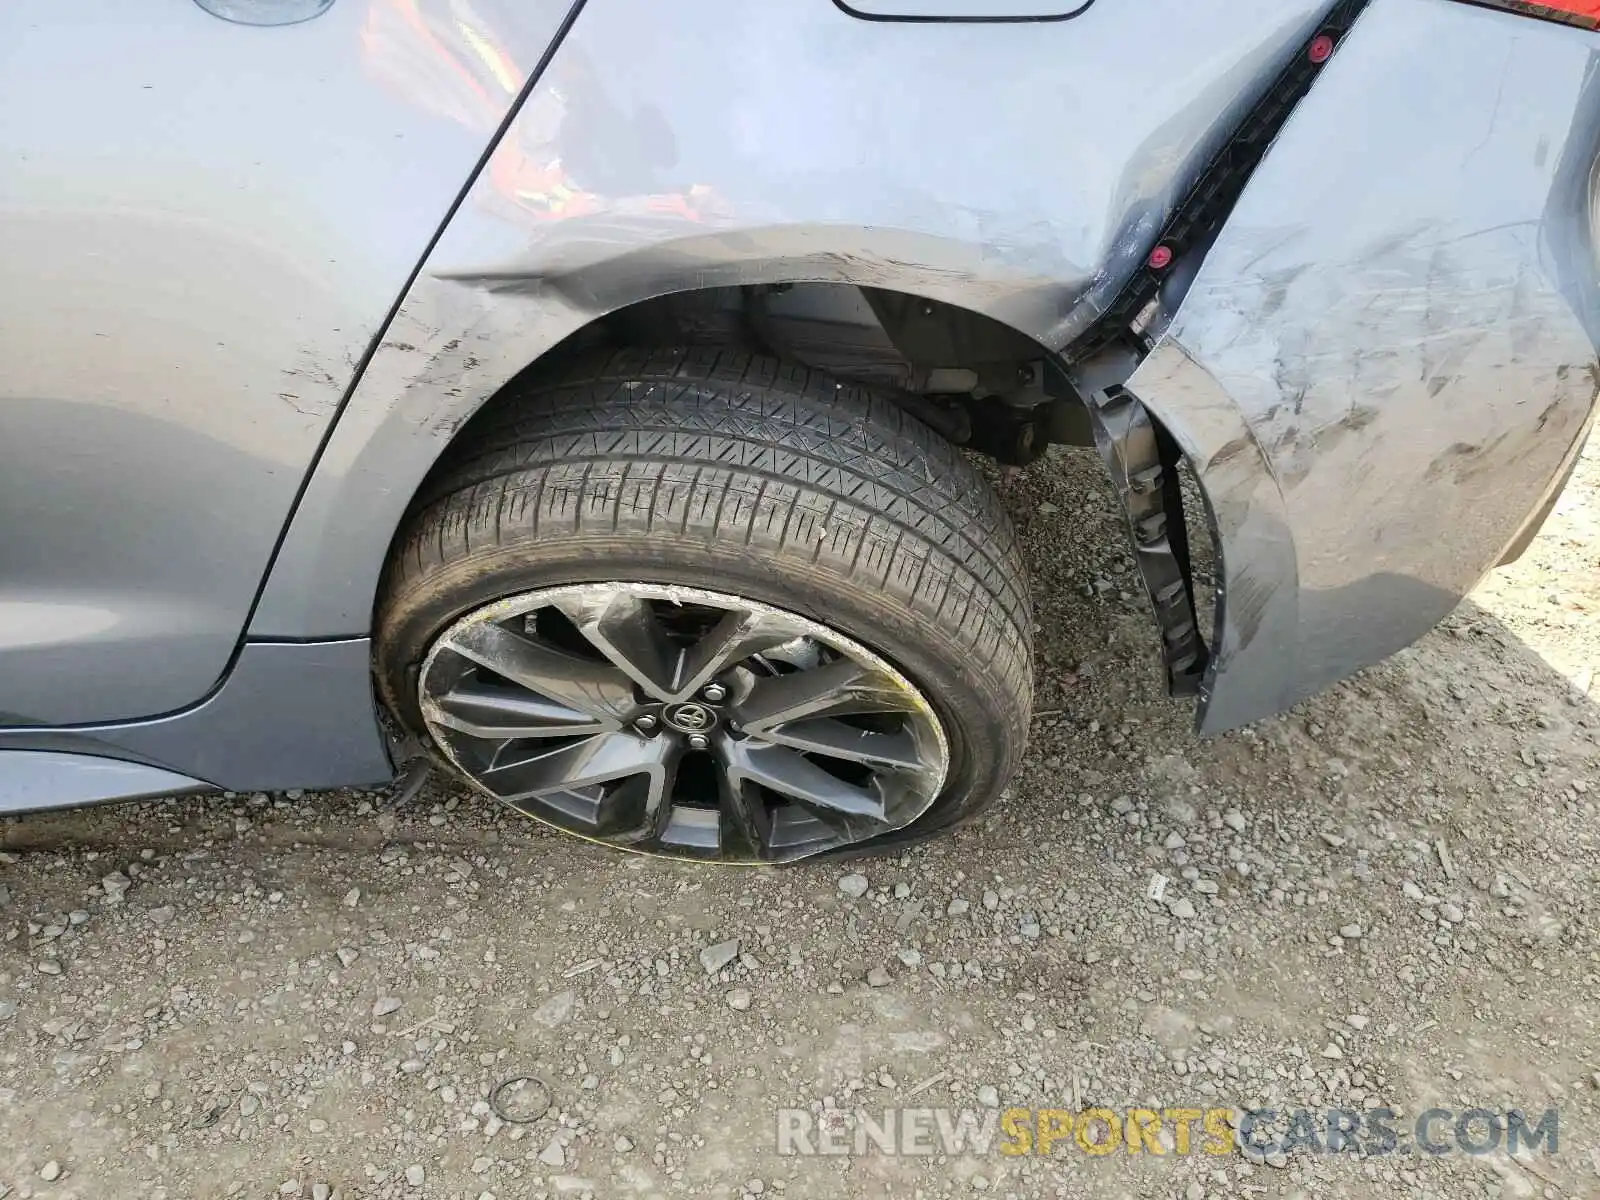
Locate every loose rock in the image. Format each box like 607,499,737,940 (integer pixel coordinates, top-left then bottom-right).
532,989,576,1028
700,940,741,975
837,873,869,899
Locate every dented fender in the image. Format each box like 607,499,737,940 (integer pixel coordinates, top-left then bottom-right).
251,0,1339,637
1129,0,1600,731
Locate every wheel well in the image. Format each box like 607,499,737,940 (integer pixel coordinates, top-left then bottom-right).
364,282,1216,708
440,283,1106,472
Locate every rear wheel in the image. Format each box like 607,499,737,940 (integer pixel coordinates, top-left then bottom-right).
374,348,1032,863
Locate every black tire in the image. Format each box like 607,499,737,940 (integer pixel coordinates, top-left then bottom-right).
375,347,1032,857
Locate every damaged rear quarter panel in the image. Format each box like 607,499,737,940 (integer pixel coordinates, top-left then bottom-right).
1130,0,1600,731
251,0,1339,637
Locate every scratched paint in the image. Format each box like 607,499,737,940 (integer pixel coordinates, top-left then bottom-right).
252,0,1338,638
1129,0,1600,731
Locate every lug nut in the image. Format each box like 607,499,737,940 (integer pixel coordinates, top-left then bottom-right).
687,733,710,751
701,683,727,703
634,714,658,733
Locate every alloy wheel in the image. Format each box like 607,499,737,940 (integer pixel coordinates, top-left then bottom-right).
416,583,950,862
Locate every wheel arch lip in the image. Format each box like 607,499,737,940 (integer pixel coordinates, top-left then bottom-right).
1128,0,1600,732
246,237,1051,642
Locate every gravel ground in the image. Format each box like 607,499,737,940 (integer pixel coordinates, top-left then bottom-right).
2,438,1597,1200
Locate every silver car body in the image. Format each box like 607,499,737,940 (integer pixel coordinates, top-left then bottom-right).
0,0,1595,804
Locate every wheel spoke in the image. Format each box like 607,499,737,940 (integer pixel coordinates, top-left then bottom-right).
551,591,681,702
719,739,885,818
736,660,910,731
716,759,773,859
670,608,793,701
594,746,684,845
443,622,633,724
426,680,611,739
749,717,926,772
483,731,675,802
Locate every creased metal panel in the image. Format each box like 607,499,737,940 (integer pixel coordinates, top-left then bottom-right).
1130,0,1600,731
253,0,1337,638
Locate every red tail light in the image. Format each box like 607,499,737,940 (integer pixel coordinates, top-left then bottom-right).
1465,1,1600,29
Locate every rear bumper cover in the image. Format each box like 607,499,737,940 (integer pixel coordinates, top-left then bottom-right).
1129,0,1600,731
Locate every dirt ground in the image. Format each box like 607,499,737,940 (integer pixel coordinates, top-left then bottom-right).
2,437,1597,1200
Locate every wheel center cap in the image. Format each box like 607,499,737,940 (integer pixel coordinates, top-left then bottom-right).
663,701,719,734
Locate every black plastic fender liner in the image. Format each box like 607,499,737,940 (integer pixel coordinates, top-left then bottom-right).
1086,386,1211,697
